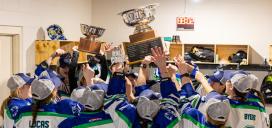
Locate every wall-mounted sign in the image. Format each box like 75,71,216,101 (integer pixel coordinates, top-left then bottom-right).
176,17,194,31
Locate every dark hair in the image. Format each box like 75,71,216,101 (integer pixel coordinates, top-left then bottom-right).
248,88,265,106
233,88,247,102
31,90,57,126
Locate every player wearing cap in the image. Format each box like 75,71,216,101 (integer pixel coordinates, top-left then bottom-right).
173,55,232,128
0,73,34,128
35,47,80,97
224,73,269,128
230,70,265,107
58,87,114,128
196,70,232,96
136,47,183,128
13,77,84,128
103,62,140,128
181,93,231,128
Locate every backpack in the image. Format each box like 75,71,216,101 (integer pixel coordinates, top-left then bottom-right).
261,74,272,104
188,46,214,62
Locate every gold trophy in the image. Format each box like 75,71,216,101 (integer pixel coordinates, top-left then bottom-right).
78,24,105,54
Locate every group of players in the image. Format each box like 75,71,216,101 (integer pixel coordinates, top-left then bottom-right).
0,44,270,128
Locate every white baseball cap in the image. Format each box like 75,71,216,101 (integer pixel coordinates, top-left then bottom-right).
136,96,160,121
31,78,55,100
7,73,34,91
77,87,105,111
205,96,230,122
230,73,253,93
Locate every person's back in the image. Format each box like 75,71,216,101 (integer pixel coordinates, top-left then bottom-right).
14,78,83,128
1,73,34,128
14,99,83,128
59,87,115,128
226,99,268,128
224,73,270,128
58,111,114,128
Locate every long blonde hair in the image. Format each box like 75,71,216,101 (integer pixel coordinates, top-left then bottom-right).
0,89,20,117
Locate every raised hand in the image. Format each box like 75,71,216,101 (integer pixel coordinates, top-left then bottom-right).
167,64,178,76
174,54,188,74
72,46,78,52
151,47,170,78
104,43,114,53
151,47,166,68
82,64,95,85
142,55,152,65
111,62,124,74
52,49,66,58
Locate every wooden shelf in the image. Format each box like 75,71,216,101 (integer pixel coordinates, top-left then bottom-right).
169,43,183,60
35,40,89,65
183,43,216,63
215,44,249,65
168,43,250,65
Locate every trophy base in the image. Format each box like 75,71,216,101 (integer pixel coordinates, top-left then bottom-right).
129,30,155,43
78,37,102,54
123,37,163,64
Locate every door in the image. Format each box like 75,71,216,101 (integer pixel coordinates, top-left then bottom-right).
0,36,13,123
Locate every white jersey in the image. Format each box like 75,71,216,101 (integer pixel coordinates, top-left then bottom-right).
15,111,72,128
104,94,139,128
3,108,14,128
226,99,270,128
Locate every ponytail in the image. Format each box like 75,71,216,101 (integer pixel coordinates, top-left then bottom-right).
31,100,41,126
1,90,20,117
1,96,12,118
233,88,247,102
31,90,57,126
249,88,265,106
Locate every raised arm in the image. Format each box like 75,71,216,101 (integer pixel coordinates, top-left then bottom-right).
136,56,152,86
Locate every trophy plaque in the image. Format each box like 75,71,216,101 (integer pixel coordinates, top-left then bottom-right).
120,3,163,64
78,24,105,54
123,37,163,64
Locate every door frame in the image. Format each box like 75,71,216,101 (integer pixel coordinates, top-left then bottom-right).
0,25,23,73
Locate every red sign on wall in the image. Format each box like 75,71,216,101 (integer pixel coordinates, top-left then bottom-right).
176,17,194,31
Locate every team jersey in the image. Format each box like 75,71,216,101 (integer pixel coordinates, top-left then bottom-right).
4,98,32,128
180,83,270,128
179,91,225,128
58,111,114,128
225,99,270,128
180,103,219,128
14,99,83,128
104,75,141,128
151,79,184,128
104,94,140,128
246,92,264,107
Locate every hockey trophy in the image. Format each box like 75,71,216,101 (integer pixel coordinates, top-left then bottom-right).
78,24,105,54
119,3,159,43
119,3,163,64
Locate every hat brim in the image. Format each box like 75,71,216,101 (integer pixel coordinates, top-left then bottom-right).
26,78,35,85
209,76,221,83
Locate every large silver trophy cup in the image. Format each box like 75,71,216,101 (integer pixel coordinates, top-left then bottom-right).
78,24,105,53
120,3,163,64
119,3,159,34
